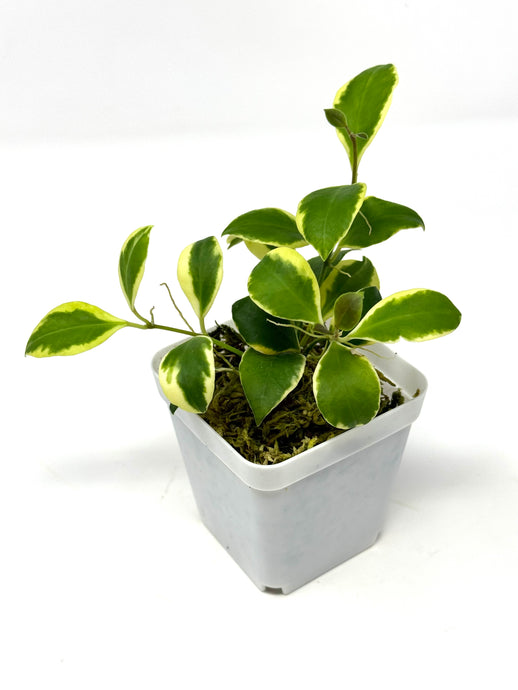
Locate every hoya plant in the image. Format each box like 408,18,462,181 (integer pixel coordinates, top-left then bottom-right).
26,64,461,449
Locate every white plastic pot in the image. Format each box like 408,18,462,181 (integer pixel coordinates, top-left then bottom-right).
152,340,427,594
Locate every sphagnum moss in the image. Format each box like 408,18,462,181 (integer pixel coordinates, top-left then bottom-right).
201,325,404,465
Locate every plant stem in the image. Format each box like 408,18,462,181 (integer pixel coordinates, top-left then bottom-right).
131,306,152,326
350,133,358,184
160,282,195,333
126,320,243,357
341,121,359,184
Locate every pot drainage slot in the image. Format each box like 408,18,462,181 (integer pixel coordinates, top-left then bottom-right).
263,586,284,595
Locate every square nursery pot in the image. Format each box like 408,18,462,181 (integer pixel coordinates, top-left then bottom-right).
152,340,427,594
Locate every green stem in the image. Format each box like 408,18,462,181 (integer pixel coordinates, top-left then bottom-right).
160,282,195,333
126,320,243,357
210,337,242,357
341,121,359,184
350,133,358,184
131,306,152,326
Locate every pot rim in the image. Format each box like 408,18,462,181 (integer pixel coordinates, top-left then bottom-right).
151,330,428,492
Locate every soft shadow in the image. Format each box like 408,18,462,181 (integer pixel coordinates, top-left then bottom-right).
40,434,183,491
389,437,505,510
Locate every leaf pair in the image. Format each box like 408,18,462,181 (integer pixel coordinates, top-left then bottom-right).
238,338,379,430
25,226,225,366
223,189,423,263
25,225,154,358
222,185,366,262
297,186,424,260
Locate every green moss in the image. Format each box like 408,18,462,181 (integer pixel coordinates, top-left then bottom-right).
200,324,404,465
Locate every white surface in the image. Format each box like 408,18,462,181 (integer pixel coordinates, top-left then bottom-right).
2,0,517,139
2,118,517,690
2,1,518,685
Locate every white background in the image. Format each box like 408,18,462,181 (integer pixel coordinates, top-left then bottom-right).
2,1,517,688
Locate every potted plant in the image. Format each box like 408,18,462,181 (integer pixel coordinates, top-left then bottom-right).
26,64,461,593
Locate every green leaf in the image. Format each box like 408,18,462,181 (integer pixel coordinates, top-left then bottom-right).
347,289,462,343
248,247,322,324
239,349,305,425
347,286,383,346
222,208,307,249
333,292,364,331
333,64,398,167
320,257,379,320
177,236,223,320
341,196,424,249
324,108,348,128
118,225,153,310
296,184,366,260
232,296,299,354
159,336,214,414
313,342,380,429
25,302,128,357
308,255,326,283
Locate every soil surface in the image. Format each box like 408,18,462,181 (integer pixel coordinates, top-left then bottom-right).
200,324,404,465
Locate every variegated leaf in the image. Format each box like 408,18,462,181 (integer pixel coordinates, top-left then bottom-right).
347,289,462,343
158,336,214,413
296,184,366,260
25,302,128,357
313,342,381,429
333,64,399,167
248,247,322,324
341,197,424,249
222,208,307,249
239,349,306,425
177,236,223,319
118,225,153,310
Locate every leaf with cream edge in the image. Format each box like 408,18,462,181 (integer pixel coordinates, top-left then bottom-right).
118,225,153,310
159,336,215,413
341,197,424,249
25,302,128,357
248,247,322,324
177,236,223,324
320,256,379,320
296,184,366,260
222,208,307,249
313,342,381,429
333,64,399,168
232,296,299,354
244,241,274,259
347,289,462,343
239,349,306,425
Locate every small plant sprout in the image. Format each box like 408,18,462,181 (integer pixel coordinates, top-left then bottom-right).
26,64,461,440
